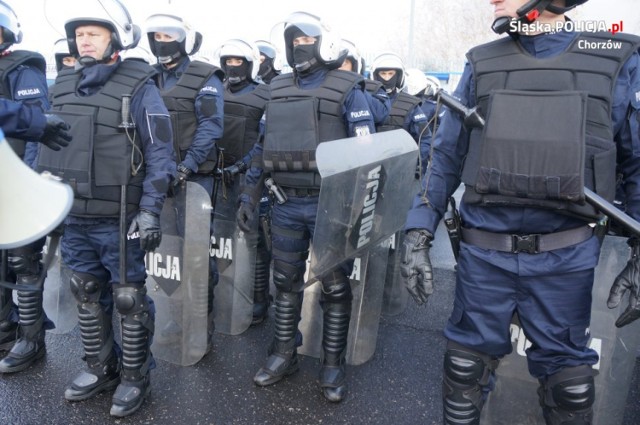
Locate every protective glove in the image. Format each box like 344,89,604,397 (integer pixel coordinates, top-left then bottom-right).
607,239,640,327
175,163,192,184
400,229,434,305
236,201,255,233
128,209,162,252
222,160,248,186
41,114,72,151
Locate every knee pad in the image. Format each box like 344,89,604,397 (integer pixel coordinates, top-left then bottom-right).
70,272,105,304
320,270,352,304
442,343,498,425
539,365,595,424
8,246,41,276
113,284,151,317
272,260,304,293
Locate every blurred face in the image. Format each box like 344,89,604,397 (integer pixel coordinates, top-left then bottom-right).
225,57,244,66
377,69,397,81
75,25,111,59
259,54,267,64
153,31,177,43
339,58,353,72
292,35,316,47
62,56,76,67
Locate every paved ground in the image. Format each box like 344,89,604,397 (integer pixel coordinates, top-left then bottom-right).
1,222,639,425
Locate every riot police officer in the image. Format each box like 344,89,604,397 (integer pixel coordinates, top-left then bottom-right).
145,11,224,353
400,0,640,424
217,38,272,326
255,40,281,84
370,52,430,169
52,38,76,72
236,11,376,403
0,0,60,375
36,0,175,417
339,39,391,125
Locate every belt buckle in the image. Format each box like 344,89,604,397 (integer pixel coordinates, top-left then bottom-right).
511,234,540,254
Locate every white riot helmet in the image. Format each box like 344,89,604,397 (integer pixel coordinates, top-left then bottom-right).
371,52,406,93
424,75,441,97
255,39,283,72
217,38,261,83
145,13,202,64
64,0,140,60
340,39,364,75
0,0,22,52
404,68,428,97
277,11,346,72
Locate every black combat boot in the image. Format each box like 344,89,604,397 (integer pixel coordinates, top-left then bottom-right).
110,285,153,417
0,286,18,352
253,291,301,386
319,301,351,402
0,276,47,373
251,246,271,326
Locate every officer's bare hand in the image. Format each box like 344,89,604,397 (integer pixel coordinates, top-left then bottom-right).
607,239,640,327
41,114,72,151
400,229,434,305
236,202,254,233
128,209,162,252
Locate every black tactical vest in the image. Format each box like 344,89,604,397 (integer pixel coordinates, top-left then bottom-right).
219,83,270,166
377,91,422,134
462,32,640,221
264,69,364,189
38,60,157,218
0,50,46,158
157,60,224,173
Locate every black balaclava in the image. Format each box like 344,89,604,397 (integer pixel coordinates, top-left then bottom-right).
374,69,399,94
153,39,183,65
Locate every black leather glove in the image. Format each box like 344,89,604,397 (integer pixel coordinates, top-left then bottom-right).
400,229,434,305
41,114,72,151
236,202,255,233
175,163,192,184
222,161,248,186
128,209,162,252
607,239,640,327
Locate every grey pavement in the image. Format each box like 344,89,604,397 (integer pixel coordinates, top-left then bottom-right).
1,222,639,425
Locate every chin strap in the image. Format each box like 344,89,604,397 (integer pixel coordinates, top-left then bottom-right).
491,0,555,34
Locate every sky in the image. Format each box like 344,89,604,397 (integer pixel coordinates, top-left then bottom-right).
10,0,639,60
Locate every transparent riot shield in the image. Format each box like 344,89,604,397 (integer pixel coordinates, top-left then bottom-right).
212,176,258,335
481,235,640,425
146,182,211,366
298,240,390,365
42,234,77,334
309,129,418,284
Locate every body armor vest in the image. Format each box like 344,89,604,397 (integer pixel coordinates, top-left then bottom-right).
377,91,421,133
263,69,364,189
157,60,224,173
462,32,640,221
219,83,270,166
38,60,157,217
0,50,46,158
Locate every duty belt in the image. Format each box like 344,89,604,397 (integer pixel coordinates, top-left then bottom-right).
460,225,594,254
281,187,321,197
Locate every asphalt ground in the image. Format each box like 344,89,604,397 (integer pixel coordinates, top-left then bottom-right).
1,222,639,425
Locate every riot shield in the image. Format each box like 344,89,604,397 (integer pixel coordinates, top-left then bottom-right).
42,234,77,334
212,176,258,336
309,129,418,284
298,240,390,365
481,235,640,425
146,181,211,366
381,231,409,316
